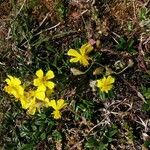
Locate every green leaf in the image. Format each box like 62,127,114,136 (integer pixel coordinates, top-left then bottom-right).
52,131,62,141
85,138,108,150
144,140,150,148
20,132,28,138
40,132,46,140
21,143,34,150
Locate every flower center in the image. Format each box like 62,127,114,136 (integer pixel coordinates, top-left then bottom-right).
41,77,47,84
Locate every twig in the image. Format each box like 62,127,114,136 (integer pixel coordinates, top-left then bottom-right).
81,10,88,15
70,139,84,150
132,0,137,21
39,13,50,27
34,22,61,37
15,0,27,18
52,30,80,40
137,36,148,72
21,22,61,47
88,117,107,134
113,59,134,75
100,48,131,58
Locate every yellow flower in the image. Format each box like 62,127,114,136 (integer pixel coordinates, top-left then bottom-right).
27,97,50,115
33,69,55,91
67,43,93,67
49,99,66,119
97,76,115,93
4,75,24,99
20,90,35,110
20,89,50,115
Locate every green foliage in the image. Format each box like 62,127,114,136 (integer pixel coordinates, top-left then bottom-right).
143,100,150,111
52,130,62,141
1,107,56,149
123,122,135,143
56,0,69,20
115,37,136,53
142,87,150,99
141,86,150,112
98,90,114,102
85,124,118,149
75,99,95,120
138,7,150,29
11,1,38,46
138,7,150,21
85,138,108,150
103,124,118,143
144,140,150,149
9,0,71,76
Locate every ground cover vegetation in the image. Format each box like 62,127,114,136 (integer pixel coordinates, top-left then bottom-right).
0,0,150,149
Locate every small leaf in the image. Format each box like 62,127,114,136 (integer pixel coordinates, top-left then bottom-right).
93,67,104,75
31,125,37,131
21,143,34,150
20,132,28,137
105,67,113,76
89,80,97,92
41,132,46,140
70,68,85,75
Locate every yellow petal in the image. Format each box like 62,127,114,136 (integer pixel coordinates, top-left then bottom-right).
33,78,41,86
20,97,30,109
101,88,109,93
52,110,61,119
107,76,115,84
18,85,24,92
5,78,11,84
67,49,81,57
7,75,13,81
46,70,55,79
57,99,66,110
70,58,80,63
102,84,112,93
36,92,45,100
35,88,45,100
97,78,105,88
80,48,86,55
36,69,43,78
26,98,37,115
49,100,57,110
11,89,19,98
7,75,21,85
4,85,9,92
13,77,21,85
45,81,55,90
37,85,46,91
43,98,51,107
80,43,93,55
80,57,89,66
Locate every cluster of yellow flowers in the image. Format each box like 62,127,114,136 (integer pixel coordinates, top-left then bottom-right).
4,42,115,119
4,69,66,119
67,42,115,93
